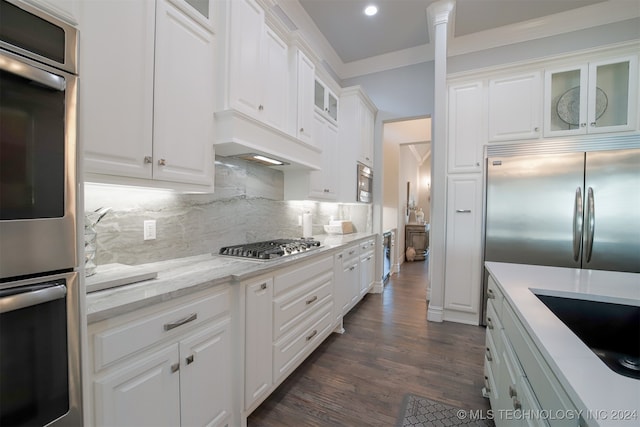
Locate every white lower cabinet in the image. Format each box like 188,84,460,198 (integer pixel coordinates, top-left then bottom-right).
359,239,376,297
485,273,579,427
89,286,232,427
244,277,273,412
335,244,360,320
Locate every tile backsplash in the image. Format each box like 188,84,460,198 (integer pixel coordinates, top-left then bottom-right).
85,156,372,266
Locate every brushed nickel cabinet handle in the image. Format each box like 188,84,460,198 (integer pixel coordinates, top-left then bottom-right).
487,289,495,300
171,363,180,373
164,313,197,331
590,122,596,127
144,156,152,164
512,397,522,410
486,317,494,330
508,384,517,398
300,127,304,132
306,329,318,341
186,355,194,365
483,376,491,393
456,209,471,213
485,347,492,362
349,265,356,271
306,295,318,305
260,283,267,290
158,158,166,166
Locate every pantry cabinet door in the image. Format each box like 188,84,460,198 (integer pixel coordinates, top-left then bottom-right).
447,81,484,173
80,0,155,179
153,0,215,186
94,345,180,427
180,320,232,427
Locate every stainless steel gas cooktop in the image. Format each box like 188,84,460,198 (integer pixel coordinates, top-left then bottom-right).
218,238,321,260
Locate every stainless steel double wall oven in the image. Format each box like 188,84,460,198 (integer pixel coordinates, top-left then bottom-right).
0,0,82,425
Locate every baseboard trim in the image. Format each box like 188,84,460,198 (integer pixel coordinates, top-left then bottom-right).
427,304,443,322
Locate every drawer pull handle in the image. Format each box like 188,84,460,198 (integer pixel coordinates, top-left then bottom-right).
349,250,355,255
260,283,267,290
186,355,194,365
456,209,471,213
508,384,517,398
512,397,522,411
483,376,491,393
171,363,180,373
338,254,343,259
306,295,318,305
306,329,318,341
485,347,492,362
487,317,494,330
349,265,356,271
164,313,197,331
158,158,166,166
487,289,496,299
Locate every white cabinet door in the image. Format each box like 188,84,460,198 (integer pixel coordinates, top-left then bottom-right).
153,0,214,186
309,113,338,200
29,0,78,24
244,278,273,411
262,27,289,130
180,320,232,427
488,72,542,141
295,49,315,145
447,82,484,173
227,0,264,116
444,175,482,323
80,0,155,180
360,103,374,167
94,345,181,427
359,251,374,297
544,56,638,136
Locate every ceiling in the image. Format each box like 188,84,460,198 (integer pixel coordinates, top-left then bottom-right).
298,0,607,63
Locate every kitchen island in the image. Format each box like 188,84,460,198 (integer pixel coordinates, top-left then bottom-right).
485,262,640,427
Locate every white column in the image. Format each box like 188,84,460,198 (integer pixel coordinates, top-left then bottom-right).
426,0,455,322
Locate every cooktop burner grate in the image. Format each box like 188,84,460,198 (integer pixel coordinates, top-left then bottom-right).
218,238,321,260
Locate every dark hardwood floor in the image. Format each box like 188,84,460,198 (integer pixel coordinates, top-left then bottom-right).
248,259,490,426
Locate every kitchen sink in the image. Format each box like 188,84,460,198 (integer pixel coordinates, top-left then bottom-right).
535,294,640,379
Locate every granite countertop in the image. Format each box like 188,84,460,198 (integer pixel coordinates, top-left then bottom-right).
485,262,640,426
86,232,376,323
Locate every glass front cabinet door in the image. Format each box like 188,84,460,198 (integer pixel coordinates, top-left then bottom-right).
544,56,638,137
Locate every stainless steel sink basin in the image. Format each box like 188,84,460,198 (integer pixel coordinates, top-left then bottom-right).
535,294,640,379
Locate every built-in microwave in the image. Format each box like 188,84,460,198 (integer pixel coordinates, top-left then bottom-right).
357,162,372,203
0,0,78,280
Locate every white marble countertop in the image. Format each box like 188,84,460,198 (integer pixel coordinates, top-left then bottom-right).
86,232,375,323
485,262,640,426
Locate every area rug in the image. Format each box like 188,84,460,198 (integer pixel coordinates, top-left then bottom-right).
396,393,494,427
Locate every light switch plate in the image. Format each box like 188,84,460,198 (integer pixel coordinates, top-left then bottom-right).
144,220,156,240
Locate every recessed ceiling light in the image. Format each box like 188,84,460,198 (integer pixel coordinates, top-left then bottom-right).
364,5,378,16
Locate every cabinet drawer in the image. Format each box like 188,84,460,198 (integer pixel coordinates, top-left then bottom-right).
360,239,375,253
341,245,359,262
273,255,333,296
503,304,577,422
93,286,230,371
273,271,332,339
486,301,503,353
487,275,504,317
273,301,333,382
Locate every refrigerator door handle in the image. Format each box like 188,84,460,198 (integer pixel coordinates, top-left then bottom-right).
573,187,583,261
585,187,595,263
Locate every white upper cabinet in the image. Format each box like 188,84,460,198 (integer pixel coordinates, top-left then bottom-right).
153,0,215,186
80,0,215,188
448,81,484,173
544,56,638,136
309,113,338,200
359,101,375,167
225,0,289,132
293,48,315,146
315,78,339,123
488,72,542,141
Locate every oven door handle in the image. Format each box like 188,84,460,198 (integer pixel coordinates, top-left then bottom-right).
0,284,67,314
0,52,66,91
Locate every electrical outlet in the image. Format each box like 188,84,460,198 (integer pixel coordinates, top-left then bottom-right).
144,220,156,240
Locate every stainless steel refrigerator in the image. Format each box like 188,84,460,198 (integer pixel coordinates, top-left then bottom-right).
481,143,640,322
